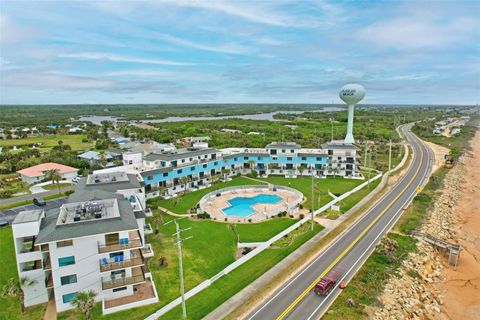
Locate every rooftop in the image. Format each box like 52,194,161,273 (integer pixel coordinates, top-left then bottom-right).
266,142,302,149
13,209,44,224
87,171,130,185
17,162,78,177
144,147,217,161
56,198,119,225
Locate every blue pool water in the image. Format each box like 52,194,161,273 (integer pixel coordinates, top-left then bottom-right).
222,194,282,217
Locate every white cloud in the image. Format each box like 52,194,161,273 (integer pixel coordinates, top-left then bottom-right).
2,72,114,90
57,52,195,66
170,0,293,27
158,33,253,55
357,16,477,49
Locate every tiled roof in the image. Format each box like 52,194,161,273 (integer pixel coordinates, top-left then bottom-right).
17,162,78,177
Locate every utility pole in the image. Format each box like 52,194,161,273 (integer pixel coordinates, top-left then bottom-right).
368,147,372,189
311,170,314,231
388,140,392,172
330,118,334,142
364,142,368,169
164,218,192,319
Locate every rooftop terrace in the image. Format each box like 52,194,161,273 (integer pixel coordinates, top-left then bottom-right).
57,198,120,225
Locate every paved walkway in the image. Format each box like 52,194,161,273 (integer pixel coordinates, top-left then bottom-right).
43,294,57,320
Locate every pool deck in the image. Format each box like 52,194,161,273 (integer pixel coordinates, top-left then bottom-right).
202,189,299,222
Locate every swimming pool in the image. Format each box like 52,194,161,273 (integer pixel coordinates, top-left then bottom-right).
222,194,282,217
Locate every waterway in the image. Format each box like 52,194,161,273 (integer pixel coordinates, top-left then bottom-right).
78,107,344,125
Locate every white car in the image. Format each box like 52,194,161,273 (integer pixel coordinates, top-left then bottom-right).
72,177,80,183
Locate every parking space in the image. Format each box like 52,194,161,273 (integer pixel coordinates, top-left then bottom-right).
0,198,67,224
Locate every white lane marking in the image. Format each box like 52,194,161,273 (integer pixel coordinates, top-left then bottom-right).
247,128,421,320
304,133,431,320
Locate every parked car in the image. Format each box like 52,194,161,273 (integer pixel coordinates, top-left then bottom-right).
33,197,46,206
72,177,80,183
0,220,10,228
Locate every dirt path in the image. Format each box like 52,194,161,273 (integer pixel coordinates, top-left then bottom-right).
438,129,480,320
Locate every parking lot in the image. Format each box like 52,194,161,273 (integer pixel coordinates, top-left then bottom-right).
0,198,67,224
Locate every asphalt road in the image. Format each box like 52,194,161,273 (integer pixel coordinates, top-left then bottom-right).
245,124,433,320
0,198,67,224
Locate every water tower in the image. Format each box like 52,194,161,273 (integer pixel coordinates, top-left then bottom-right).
339,84,365,144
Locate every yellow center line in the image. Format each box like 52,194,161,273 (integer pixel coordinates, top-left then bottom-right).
276,139,424,320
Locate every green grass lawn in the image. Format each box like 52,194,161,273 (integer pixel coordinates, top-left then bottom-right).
160,222,324,320
0,134,93,152
58,213,302,320
258,176,365,210
0,228,47,320
234,218,297,242
42,182,74,190
156,177,260,214
157,175,369,216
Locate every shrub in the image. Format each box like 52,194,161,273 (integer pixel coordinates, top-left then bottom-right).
299,213,305,219
197,212,211,219
64,190,74,196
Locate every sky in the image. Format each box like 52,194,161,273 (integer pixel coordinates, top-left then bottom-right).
0,0,479,105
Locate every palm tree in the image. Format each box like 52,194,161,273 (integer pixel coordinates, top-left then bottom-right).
1,277,37,314
45,169,62,194
180,176,190,194
99,151,108,167
71,290,97,320
221,168,230,182
158,185,166,198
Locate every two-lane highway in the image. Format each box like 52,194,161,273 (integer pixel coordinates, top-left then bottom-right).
245,124,432,320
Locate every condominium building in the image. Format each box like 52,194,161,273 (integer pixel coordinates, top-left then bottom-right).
11,172,157,315
140,141,360,199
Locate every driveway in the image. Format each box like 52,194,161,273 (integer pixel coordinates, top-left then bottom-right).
0,198,67,224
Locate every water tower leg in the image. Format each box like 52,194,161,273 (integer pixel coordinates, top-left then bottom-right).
344,104,355,144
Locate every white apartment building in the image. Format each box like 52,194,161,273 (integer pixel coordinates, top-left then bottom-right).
12,172,157,315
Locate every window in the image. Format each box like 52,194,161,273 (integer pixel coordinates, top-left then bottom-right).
56,240,73,248
113,287,127,293
214,161,218,165
243,156,248,160
190,167,195,171
60,274,77,285
287,157,292,161
203,164,207,168
163,172,168,177
301,157,307,161
316,157,322,161
147,175,153,180
58,256,75,267
62,292,77,303
291,149,294,153
177,169,182,174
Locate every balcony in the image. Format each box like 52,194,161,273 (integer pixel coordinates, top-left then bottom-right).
101,266,145,290
46,274,53,288
99,249,144,272
103,278,158,314
43,254,51,270
98,231,142,254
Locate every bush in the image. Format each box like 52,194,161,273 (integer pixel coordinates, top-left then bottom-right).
299,213,305,219
64,190,74,196
276,211,288,217
197,212,211,219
